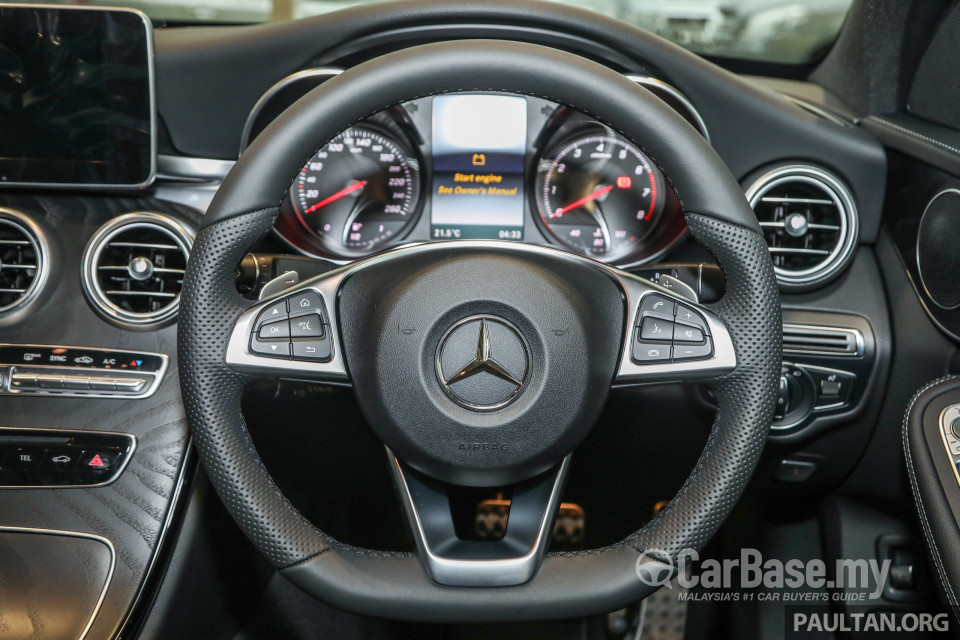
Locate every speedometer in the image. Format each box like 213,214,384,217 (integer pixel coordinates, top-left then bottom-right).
535,133,665,263
290,127,421,257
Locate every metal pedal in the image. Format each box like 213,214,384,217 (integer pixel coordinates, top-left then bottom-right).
638,577,689,640
474,498,585,545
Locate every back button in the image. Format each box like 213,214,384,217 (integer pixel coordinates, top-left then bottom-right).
292,339,332,362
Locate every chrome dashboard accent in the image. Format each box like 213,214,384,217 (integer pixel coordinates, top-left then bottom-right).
239,67,344,153
782,94,853,127
626,75,710,142
782,322,865,358
1,364,166,399
0,525,116,640
112,441,196,640
156,154,234,183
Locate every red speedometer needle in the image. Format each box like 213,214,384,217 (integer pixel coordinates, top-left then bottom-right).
551,185,613,218
304,180,368,214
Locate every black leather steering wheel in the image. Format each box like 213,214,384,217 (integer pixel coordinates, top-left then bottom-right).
178,40,781,621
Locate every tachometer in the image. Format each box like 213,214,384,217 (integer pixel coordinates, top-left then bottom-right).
535,133,664,262
289,127,421,257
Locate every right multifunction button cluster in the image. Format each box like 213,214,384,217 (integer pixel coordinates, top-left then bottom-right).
249,290,333,362
632,293,714,364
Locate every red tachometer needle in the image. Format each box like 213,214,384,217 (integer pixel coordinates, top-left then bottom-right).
304,180,367,214
551,185,613,218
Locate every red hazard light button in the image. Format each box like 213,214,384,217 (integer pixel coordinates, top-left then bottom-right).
80,450,119,470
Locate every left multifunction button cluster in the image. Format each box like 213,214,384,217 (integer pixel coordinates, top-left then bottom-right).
249,290,333,362
632,293,714,364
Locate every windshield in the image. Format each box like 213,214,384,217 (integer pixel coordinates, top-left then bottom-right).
27,0,853,64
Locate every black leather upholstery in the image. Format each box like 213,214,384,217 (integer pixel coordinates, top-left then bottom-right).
179,41,781,619
904,376,960,619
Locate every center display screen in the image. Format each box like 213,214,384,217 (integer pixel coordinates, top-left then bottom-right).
430,94,526,241
0,6,154,187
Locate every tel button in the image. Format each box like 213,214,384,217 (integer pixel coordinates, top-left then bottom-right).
2,448,43,470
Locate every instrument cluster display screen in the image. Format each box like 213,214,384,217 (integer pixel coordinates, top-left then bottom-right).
430,94,526,241
0,6,155,187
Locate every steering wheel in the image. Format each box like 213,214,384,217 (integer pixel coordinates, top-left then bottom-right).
178,40,781,621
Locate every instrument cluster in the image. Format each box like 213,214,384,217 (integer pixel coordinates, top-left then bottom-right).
271,90,695,267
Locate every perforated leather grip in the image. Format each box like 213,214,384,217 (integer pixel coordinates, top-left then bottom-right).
178,40,781,620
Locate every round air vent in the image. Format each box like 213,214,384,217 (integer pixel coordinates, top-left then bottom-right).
82,213,194,326
746,165,858,289
0,208,48,315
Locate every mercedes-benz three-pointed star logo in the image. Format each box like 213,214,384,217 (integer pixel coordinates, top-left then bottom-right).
436,316,530,411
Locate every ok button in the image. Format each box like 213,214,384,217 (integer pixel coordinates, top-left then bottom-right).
257,319,290,339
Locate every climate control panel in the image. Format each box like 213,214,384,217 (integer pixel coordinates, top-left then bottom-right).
0,345,167,398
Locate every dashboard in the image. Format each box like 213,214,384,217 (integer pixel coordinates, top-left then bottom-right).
246,73,703,266
0,1,924,634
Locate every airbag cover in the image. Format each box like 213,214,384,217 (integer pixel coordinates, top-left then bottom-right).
338,245,624,486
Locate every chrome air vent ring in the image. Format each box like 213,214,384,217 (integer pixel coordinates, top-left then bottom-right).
746,165,858,290
82,213,194,327
0,208,49,316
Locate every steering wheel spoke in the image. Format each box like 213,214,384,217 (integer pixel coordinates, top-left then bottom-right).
388,449,570,587
225,268,350,386
610,270,736,387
